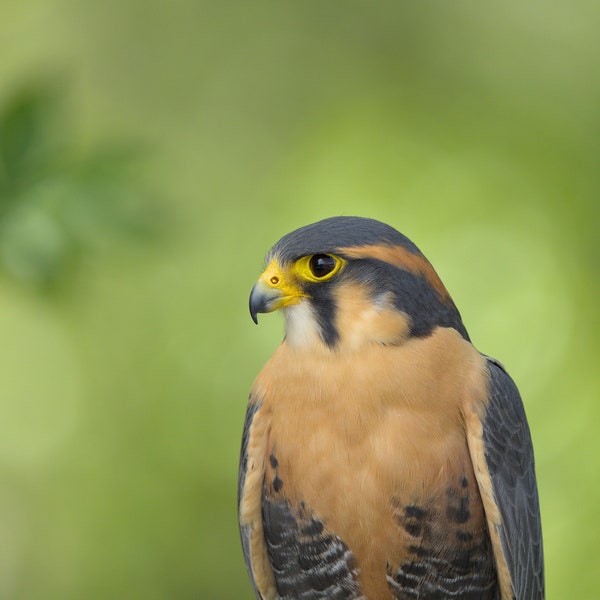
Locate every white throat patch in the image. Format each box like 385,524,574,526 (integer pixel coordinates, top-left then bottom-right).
283,302,323,349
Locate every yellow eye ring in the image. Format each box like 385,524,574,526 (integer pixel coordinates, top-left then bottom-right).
294,254,345,282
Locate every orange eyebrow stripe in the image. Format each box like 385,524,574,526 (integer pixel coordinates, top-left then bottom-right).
337,244,453,305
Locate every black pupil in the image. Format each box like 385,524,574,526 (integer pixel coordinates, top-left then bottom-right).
309,254,336,278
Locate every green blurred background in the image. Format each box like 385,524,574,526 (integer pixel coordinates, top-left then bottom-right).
1,1,598,598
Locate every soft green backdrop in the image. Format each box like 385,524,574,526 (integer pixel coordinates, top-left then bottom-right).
1,2,598,598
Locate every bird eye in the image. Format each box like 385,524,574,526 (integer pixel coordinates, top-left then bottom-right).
309,254,337,278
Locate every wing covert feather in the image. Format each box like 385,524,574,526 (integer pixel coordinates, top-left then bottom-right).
238,398,277,600
479,358,544,600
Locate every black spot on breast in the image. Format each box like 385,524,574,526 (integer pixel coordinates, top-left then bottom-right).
268,449,284,494
446,484,471,524
404,522,422,538
456,530,473,543
269,452,279,469
403,507,426,537
404,505,427,520
446,498,470,524
392,497,430,539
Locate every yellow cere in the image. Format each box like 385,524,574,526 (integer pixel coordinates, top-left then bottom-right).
257,260,308,311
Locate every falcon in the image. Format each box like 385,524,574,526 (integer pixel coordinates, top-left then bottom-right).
239,216,544,599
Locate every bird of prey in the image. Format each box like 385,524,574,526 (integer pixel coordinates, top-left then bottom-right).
239,216,544,600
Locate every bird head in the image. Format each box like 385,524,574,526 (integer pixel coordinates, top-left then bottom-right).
249,217,468,350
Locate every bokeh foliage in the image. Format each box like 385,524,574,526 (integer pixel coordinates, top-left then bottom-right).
0,1,599,599
0,80,159,289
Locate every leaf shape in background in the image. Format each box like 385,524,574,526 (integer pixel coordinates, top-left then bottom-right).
0,79,163,289
0,79,66,205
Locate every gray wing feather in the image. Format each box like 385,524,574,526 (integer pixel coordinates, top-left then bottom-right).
238,401,264,600
483,357,544,600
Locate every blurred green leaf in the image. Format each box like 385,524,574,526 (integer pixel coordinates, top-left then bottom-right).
0,81,162,288
0,81,62,201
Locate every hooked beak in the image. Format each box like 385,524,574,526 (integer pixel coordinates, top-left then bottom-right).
249,260,305,324
249,279,285,324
